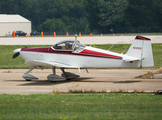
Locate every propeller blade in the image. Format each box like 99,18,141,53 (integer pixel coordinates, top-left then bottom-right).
13,52,20,59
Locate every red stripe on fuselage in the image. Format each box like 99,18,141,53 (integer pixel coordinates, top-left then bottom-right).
21,47,72,54
21,47,122,60
79,49,122,59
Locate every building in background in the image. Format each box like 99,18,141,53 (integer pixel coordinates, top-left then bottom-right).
0,14,31,36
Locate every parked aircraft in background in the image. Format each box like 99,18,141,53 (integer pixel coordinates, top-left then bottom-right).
13,36,154,82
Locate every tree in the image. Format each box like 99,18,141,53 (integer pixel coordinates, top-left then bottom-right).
41,0,88,33
84,0,100,31
84,0,128,32
98,0,128,28
153,0,162,27
125,0,154,27
42,18,66,33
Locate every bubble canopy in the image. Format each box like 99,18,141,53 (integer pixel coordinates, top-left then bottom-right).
53,40,86,52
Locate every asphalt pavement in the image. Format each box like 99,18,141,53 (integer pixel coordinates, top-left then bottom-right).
0,69,161,94
0,36,162,45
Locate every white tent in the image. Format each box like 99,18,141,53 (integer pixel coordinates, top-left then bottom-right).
0,14,31,36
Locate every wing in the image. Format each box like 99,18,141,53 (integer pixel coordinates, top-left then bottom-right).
25,59,78,68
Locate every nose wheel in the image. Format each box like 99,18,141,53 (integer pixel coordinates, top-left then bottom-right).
26,79,31,81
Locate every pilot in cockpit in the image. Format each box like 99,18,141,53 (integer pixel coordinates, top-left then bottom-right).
65,43,72,50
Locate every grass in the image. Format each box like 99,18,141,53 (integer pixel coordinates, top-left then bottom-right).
0,44,162,68
136,68,162,78
0,45,51,69
0,93,162,120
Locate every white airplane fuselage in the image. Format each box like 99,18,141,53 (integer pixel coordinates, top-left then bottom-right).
19,46,140,68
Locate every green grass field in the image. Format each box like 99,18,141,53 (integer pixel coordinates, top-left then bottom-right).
0,93,162,120
0,44,162,68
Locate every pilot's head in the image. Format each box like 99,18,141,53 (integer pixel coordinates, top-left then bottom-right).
65,43,71,50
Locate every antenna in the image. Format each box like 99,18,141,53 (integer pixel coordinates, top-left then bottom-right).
108,44,115,51
121,46,128,54
121,45,130,54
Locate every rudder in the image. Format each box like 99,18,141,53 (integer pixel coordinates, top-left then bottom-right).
126,36,154,67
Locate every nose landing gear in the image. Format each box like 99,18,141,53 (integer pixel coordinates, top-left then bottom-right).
22,67,38,81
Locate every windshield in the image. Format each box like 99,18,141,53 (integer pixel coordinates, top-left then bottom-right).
73,43,86,53
53,40,75,50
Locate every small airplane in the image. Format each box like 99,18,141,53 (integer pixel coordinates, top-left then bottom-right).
13,36,154,82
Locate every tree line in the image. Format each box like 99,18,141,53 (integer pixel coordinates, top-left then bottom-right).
0,0,162,34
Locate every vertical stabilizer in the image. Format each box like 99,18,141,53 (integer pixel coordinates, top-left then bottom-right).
126,36,154,67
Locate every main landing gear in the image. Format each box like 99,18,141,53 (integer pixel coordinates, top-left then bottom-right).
47,67,80,82
22,67,80,82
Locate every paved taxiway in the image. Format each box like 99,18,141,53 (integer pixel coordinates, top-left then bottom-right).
0,36,162,45
0,69,161,94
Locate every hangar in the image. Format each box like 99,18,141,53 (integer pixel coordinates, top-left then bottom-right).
0,14,31,36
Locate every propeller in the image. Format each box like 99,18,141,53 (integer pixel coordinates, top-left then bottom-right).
13,52,20,59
